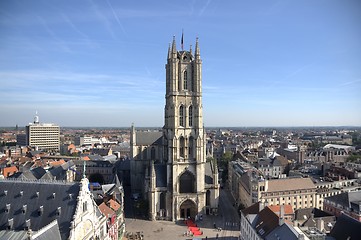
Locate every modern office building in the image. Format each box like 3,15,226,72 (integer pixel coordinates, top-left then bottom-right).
25,113,60,151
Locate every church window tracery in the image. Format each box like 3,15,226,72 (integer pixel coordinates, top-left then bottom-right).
179,171,195,193
179,136,185,158
189,106,193,127
179,105,184,127
183,71,188,90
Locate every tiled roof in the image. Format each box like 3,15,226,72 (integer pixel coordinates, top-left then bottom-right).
108,199,120,211
267,177,316,192
2,166,18,178
268,205,294,216
98,202,114,217
50,160,65,166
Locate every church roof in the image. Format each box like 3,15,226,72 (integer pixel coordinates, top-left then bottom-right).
205,162,214,185
135,131,163,146
0,179,81,240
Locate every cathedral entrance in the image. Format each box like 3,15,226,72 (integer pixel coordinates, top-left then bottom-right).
179,199,197,219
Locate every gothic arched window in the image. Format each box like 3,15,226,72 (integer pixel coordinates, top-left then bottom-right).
189,136,194,160
179,171,195,193
179,105,184,127
183,71,188,90
189,105,193,127
179,136,185,158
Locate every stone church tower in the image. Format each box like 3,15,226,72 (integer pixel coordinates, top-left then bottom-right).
130,36,219,221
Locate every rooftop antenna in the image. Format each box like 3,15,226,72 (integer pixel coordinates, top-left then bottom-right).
34,111,39,124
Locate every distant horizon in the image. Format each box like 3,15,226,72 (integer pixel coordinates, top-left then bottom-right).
1,1,360,127
2,125,360,129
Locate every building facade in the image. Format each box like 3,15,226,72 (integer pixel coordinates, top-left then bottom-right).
130,36,219,221
25,113,60,151
0,177,123,240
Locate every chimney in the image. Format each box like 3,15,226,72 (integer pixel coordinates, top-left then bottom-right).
259,201,265,211
5,203,10,213
57,207,61,216
279,205,285,226
22,205,27,214
316,218,324,232
8,218,13,230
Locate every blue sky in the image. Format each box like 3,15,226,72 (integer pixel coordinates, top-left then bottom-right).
0,0,360,127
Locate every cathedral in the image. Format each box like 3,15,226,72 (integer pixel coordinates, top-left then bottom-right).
130,36,219,221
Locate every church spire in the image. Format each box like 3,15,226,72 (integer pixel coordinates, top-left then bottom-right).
195,37,200,60
167,43,171,59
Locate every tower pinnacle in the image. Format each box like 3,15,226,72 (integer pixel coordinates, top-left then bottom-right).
171,35,177,57
195,37,200,59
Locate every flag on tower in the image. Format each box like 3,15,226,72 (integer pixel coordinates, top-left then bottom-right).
181,30,184,50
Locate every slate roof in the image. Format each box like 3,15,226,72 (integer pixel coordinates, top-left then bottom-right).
325,190,361,213
329,213,361,240
0,230,28,240
0,179,81,240
135,131,163,146
265,222,299,240
91,148,111,156
204,161,214,185
294,208,332,222
254,207,280,237
31,220,62,240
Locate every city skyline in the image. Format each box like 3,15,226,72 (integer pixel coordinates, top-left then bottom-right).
1,0,360,127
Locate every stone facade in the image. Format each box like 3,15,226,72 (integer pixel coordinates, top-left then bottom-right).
130,36,219,221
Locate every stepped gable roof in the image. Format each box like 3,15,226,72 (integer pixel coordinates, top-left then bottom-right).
267,177,316,192
330,213,361,240
135,131,163,145
0,179,81,240
155,164,167,187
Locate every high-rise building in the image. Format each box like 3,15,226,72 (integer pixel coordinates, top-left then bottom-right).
25,113,60,151
130,36,219,221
